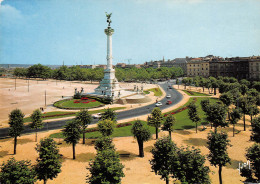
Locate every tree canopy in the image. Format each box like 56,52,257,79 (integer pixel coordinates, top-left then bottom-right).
35,138,62,184
8,109,24,155
147,107,163,139
0,157,36,184
131,120,151,157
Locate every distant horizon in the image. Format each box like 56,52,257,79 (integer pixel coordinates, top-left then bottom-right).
1,0,260,65
1,53,260,67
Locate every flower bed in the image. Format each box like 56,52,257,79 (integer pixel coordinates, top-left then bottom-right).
164,98,197,117
187,91,194,95
42,112,75,118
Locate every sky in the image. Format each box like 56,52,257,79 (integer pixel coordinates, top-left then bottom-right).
0,0,260,65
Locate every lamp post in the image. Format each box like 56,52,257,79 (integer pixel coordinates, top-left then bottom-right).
28,78,29,92
15,78,16,90
45,90,47,106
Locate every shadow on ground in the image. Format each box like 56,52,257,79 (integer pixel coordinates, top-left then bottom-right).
17,138,32,144
0,138,12,143
183,138,207,147
74,152,96,162
226,159,244,169
0,151,8,158
175,130,191,135
117,150,138,161
144,145,153,152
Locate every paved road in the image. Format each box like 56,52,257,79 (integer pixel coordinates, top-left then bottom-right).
0,82,183,138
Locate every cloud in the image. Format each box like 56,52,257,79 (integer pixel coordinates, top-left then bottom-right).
0,3,24,27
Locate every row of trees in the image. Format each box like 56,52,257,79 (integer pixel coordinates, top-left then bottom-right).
13,64,184,82
3,94,260,184
181,76,260,94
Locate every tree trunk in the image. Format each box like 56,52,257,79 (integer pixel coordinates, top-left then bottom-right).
44,178,47,184
228,111,230,121
233,124,235,137
243,114,246,131
169,131,171,140
35,129,38,142
83,129,85,144
166,176,169,184
214,88,216,95
184,85,186,89
203,87,204,92
214,126,217,133
210,123,212,129
219,165,222,184
155,127,158,139
14,136,17,155
138,139,144,157
73,143,76,160
196,122,197,133
250,115,252,124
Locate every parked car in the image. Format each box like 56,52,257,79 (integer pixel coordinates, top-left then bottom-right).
166,100,172,105
92,113,102,119
166,94,171,98
168,86,172,89
155,102,163,107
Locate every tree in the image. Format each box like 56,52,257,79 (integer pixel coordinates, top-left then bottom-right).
150,137,178,184
248,104,259,123
187,103,201,133
87,149,125,184
161,115,175,140
244,144,260,182
207,131,231,184
240,84,249,95
131,120,151,157
251,117,260,143
8,109,24,155
237,96,250,131
35,138,62,184
241,143,260,183
174,146,211,184
98,119,116,137
147,107,163,139
219,93,233,119
200,98,210,113
176,78,179,89
94,136,115,152
210,77,218,95
0,157,36,184
75,109,92,144
229,108,241,137
205,103,228,132
62,120,81,159
182,78,188,89
100,108,117,121
30,109,43,142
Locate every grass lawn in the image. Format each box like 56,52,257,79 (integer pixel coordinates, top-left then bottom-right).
174,97,219,130
182,90,211,96
54,99,103,109
144,88,162,96
24,107,126,123
49,121,157,139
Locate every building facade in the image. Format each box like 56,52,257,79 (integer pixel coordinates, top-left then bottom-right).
249,56,260,80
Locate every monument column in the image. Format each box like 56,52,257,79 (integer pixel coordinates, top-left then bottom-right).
105,28,114,70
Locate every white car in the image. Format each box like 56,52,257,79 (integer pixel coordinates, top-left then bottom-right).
92,113,102,119
166,94,171,98
155,102,162,107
